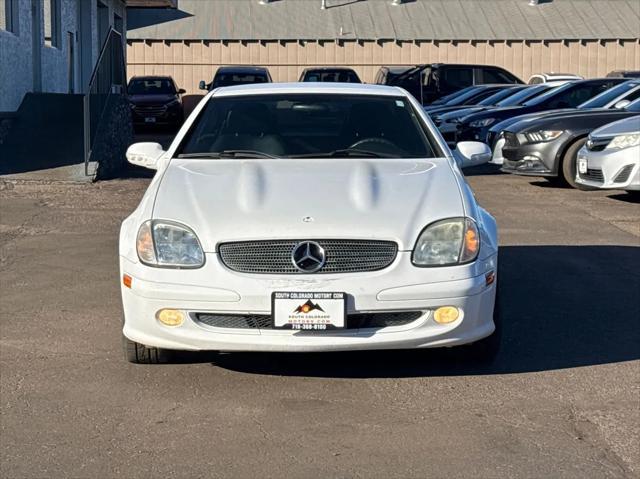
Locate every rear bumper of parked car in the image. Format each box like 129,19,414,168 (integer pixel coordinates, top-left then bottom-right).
575,145,640,190
120,253,498,352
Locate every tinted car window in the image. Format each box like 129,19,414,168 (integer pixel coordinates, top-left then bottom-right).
481,68,515,84
128,79,176,95
625,98,640,112
430,86,478,105
302,70,360,83
178,94,438,159
525,82,620,108
579,82,640,109
212,73,268,88
476,87,524,106
496,85,553,106
441,67,474,89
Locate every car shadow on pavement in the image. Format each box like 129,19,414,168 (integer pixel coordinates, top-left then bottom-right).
201,245,640,378
462,164,506,176
607,192,640,204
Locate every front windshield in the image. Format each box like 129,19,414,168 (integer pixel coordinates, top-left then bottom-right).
445,88,494,106
522,82,573,106
177,94,439,158
496,85,552,106
626,98,640,112
212,73,268,88
477,87,524,106
128,79,175,95
578,81,639,109
431,86,477,105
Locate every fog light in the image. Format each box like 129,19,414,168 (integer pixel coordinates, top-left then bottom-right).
156,309,185,327
433,306,460,324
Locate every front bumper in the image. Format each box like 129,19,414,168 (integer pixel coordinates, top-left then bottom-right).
131,106,183,126
500,134,565,177
575,145,640,190
121,253,498,352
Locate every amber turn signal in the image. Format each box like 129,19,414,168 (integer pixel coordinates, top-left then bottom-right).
122,274,132,289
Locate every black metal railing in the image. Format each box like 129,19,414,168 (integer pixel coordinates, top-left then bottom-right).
83,28,127,176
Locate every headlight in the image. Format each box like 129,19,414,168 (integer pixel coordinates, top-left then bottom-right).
469,118,495,128
524,130,563,143
605,133,640,150
412,218,480,267
136,220,204,268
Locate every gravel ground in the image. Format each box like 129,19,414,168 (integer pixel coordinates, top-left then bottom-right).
1,169,638,478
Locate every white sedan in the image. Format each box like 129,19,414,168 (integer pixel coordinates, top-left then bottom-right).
576,115,640,194
120,83,499,363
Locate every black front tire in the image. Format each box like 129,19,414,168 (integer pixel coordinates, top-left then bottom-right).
561,138,593,190
123,335,164,364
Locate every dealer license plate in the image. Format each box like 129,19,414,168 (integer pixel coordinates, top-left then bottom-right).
272,292,346,330
578,157,588,174
144,117,156,123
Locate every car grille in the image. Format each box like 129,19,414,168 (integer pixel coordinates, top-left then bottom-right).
218,240,398,274
503,132,519,147
194,311,423,330
133,105,167,117
581,168,604,183
586,138,610,152
613,164,635,183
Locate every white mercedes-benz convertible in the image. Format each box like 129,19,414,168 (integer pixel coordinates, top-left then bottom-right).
120,83,499,363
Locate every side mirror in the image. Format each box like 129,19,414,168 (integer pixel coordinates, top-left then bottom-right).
454,141,492,168
198,80,207,91
126,142,164,170
614,99,630,109
178,88,186,95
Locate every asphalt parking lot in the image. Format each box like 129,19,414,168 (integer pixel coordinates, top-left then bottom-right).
1,168,638,478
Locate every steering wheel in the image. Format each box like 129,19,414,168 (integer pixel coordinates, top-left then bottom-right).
348,137,398,151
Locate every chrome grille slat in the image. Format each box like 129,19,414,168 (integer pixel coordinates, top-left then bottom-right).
581,168,604,183
586,138,611,152
218,239,397,274
613,164,634,183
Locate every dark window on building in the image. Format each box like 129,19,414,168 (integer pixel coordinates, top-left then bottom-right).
44,0,61,48
1,0,20,34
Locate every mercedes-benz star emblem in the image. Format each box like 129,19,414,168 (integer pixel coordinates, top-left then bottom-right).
291,241,326,273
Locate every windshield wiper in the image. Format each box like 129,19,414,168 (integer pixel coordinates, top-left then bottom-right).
291,149,390,158
178,150,280,159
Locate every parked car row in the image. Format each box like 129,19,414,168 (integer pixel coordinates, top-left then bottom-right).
126,66,640,196
422,77,640,195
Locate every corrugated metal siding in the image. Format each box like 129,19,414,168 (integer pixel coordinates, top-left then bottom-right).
126,0,640,41
127,39,640,93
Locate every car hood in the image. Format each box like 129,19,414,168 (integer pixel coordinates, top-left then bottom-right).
153,158,464,252
459,106,524,123
504,109,624,133
489,108,595,133
590,115,640,139
440,107,487,121
129,94,177,105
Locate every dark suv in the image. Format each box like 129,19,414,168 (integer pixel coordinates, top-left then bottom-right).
375,63,523,104
199,66,272,91
128,76,185,129
299,67,361,83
